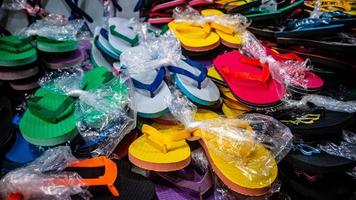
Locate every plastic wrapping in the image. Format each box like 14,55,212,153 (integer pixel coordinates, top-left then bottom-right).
242,31,312,91
1,0,28,10
281,94,356,113
191,148,210,173
120,32,181,74
173,6,250,34
319,130,356,161
259,0,278,12
0,146,91,200
166,89,293,185
18,17,89,41
39,68,136,156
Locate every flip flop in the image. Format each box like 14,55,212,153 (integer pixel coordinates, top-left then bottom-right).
213,50,287,108
201,9,244,48
168,21,221,52
108,17,139,55
265,48,324,93
273,105,355,141
0,63,39,81
41,49,84,69
168,59,220,106
222,103,248,118
36,37,78,53
244,0,304,21
152,166,214,200
19,88,78,146
0,36,37,67
94,28,120,61
91,28,113,68
207,66,228,87
151,0,186,12
189,0,214,7
9,74,40,91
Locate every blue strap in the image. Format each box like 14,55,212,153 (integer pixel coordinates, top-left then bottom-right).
65,0,93,22
100,28,109,40
168,60,207,89
112,0,123,12
294,144,321,156
132,67,166,98
134,0,144,12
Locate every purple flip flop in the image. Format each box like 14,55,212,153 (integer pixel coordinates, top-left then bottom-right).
152,167,214,200
42,49,84,69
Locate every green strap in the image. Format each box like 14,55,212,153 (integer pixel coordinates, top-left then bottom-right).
28,96,75,123
0,36,33,53
109,25,139,46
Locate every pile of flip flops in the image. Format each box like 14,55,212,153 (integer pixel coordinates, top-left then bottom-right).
1,0,356,200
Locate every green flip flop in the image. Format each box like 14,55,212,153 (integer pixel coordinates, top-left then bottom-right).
0,36,37,66
19,88,78,146
36,37,78,53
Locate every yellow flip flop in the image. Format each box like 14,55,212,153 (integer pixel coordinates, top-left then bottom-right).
222,103,248,118
201,9,243,48
193,119,277,196
168,21,220,52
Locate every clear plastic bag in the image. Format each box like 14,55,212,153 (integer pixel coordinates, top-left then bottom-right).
0,146,91,200
281,94,356,113
319,130,356,161
18,17,90,41
172,6,250,34
1,0,28,10
120,32,181,74
166,89,293,186
39,68,136,156
242,31,313,91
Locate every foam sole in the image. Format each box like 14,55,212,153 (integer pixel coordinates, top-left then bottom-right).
0,66,39,81
42,49,84,69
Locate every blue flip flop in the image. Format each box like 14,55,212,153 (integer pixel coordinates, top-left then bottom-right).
131,67,171,118
5,132,41,164
168,60,220,106
94,28,120,61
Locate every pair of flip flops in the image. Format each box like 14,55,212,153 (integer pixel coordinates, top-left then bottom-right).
91,18,139,68
169,9,245,54
19,67,119,147
219,86,252,117
0,36,41,91
129,110,278,196
213,48,324,108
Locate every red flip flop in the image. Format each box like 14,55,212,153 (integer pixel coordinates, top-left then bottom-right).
213,51,286,108
188,0,214,7
151,0,186,12
265,47,324,93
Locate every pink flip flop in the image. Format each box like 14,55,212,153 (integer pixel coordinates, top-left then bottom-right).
213,51,287,108
188,0,213,7
151,0,186,12
265,48,324,94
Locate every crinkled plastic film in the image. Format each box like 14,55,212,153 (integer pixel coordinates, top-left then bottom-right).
39,69,136,156
166,90,293,186
18,17,90,41
173,6,250,34
318,130,356,161
242,31,313,93
0,146,91,200
120,33,181,74
1,0,26,10
281,94,356,113
191,148,210,173
259,0,278,12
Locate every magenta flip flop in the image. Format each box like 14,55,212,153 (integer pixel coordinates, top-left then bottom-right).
42,49,84,69
213,51,287,108
151,0,186,12
188,0,213,7
264,47,324,94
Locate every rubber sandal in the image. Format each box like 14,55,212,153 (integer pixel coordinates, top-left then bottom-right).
168,59,220,106
273,104,355,141
151,0,186,12
0,62,39,81
168,21,221,52
244,0,304,21
207,66,228,87
131,66,171,118
128,124,192,171
91,28,113,68
265,48,324,93
36,37,78,53
19,88,78,146
201,9,244,48
8,74,41,91
0,36,37,67
222,103,248,118
213,50,287,108
189,0,214,7
94,28,120,61
152,164,214,200
108,17,139,55
42,49,84,69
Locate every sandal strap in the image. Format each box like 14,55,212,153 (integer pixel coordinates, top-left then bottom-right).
109,25,139,46
132,67,166,98
168,60,207,89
